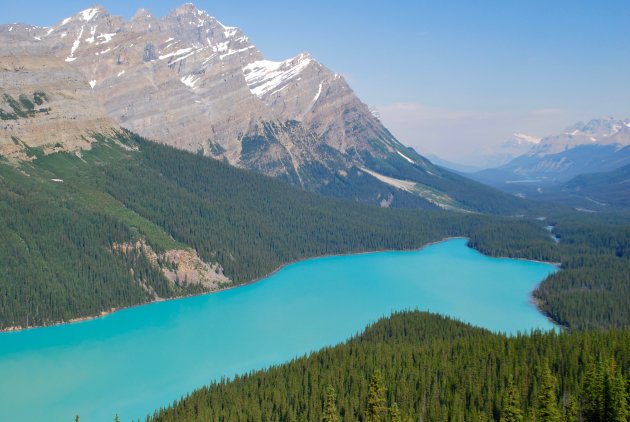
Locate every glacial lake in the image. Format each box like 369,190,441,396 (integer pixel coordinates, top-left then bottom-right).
0,238,557,421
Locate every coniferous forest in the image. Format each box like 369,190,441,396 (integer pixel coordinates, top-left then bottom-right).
0,131,628,332
149,311,630,422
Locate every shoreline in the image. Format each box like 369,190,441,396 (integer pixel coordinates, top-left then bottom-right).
0,236,561,333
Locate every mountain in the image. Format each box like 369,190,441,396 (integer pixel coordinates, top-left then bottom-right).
425,153,482,173
560,164,630,211
434,132,541,170
528,164,630,212
531,117,630,156
0,4,529,214
471,118,630,199
488,132,541,166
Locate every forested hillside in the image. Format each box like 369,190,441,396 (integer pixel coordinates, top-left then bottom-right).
1,131,628,331
0,131,544,330
149,311,630,422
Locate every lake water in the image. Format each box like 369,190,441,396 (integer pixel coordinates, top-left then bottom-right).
0,238,557,421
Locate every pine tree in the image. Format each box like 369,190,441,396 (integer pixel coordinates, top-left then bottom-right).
501,376,523,422
75,416,80,422
322,385,340,422
582,361,605,421
390,402,402,422
365,370,388,421
563,394,578,422
537,364,561,422
114,415,120,422
604,359,629,422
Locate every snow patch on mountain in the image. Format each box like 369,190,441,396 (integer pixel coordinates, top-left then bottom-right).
97,33,116,44
243,53,312,97
180,74,200,88
81,8,100,22
510,133,541,145
65,25,84,62
397,150,416,164
159,47,193,60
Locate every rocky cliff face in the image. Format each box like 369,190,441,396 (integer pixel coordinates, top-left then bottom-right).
0,55,116,159
0,4,524,213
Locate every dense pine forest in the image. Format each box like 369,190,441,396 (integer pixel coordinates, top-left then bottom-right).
149,311,630,422
0,131,628,331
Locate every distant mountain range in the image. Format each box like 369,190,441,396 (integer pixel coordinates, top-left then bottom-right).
0,4,528,214
469,117,630,210
428,132,542,173
425,154,483,174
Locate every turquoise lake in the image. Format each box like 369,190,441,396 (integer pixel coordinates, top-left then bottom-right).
0,238,557,421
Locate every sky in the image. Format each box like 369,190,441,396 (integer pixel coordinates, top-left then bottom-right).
3,0,630,165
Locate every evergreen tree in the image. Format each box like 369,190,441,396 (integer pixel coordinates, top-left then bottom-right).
322,385,340,422
604,360,629,422
537,364,561,422
501,376,523,422
562,394,578,422
582,361,605,421
365,370,388,421
390,402,402,422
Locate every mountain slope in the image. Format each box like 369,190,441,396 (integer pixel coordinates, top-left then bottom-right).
0,55,116,159
561,164,630,210
0,4,530,214
471,118,630,200
526,164,630,212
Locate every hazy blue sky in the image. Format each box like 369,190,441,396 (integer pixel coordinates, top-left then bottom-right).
4,1,630,163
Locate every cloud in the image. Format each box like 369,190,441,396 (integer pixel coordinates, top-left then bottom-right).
376,102,574,166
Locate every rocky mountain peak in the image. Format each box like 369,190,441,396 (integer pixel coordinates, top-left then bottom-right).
524,117,630,157
56,5,109,27
169,3,201,17
2,4,470,211
131,8,154,21
566,117,622,138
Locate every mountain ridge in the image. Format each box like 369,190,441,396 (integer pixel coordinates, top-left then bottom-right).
470,117,630,204
0,3,530,214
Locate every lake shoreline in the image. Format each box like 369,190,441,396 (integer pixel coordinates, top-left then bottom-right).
0,236,560,333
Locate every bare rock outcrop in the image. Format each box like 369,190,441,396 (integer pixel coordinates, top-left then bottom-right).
0,55,116,159
113,240,230,294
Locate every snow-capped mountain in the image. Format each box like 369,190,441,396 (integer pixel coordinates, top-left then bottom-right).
439,133,541,170
484,133,541,168
528,117,630,156
503,133,541,149
0,3,525,214
471,118,630,193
